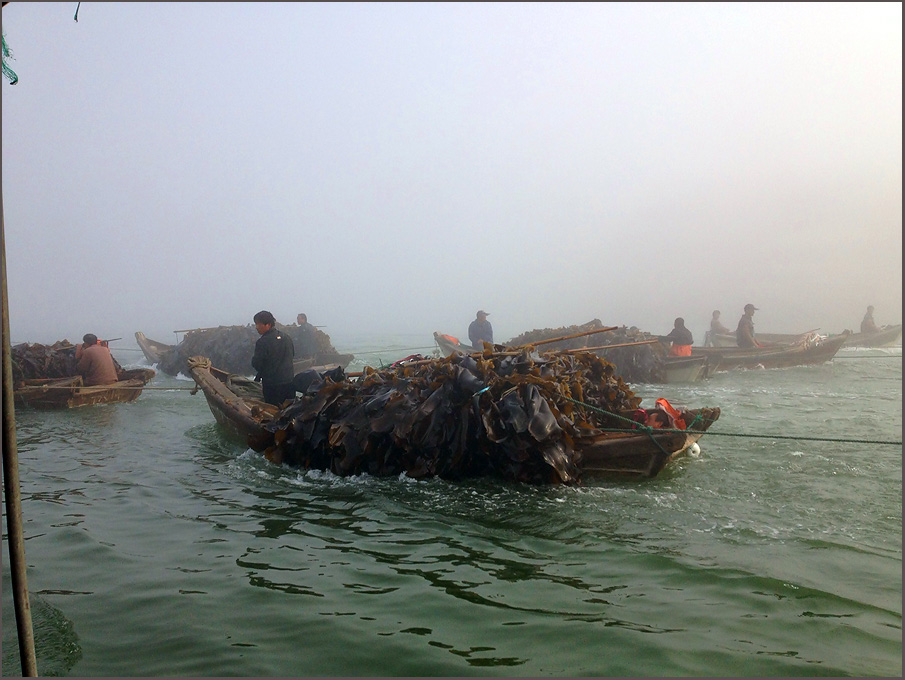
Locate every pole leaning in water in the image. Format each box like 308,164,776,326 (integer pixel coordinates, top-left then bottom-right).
2,192,39,675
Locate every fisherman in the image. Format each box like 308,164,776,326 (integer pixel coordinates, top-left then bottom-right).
75,333,119,386
861,305,879,334
468,310,493,350
736,303,762,349
251,310,296,406
705,310,731,347
662,317,694,356
295,313,318,359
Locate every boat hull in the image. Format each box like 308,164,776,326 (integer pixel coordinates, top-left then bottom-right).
842,325,902,348
577,406,720,478
134,332,174,364
188,358,276,451
14,369,156,409
691,332,850,371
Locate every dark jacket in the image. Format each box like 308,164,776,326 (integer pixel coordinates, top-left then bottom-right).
665,326,693,346
736,315,756,348
296,322,318,358
468,319,493,349
252,328,295,385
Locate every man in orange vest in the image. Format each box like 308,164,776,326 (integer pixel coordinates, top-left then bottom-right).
663,317,693,356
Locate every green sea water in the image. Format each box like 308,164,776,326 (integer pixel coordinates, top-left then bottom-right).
2,339,901,676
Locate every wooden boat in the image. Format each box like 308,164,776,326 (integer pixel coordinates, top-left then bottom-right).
134,332,174,364
691,330,850,371
577,406,720,477
840,324,902,348
704,329,818,348
437,331,715,384
187,356,278,452
189,354,720,480
14,368,157,409
663,355,714,383
434,331,475,355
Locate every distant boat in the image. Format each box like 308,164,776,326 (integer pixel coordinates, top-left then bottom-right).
135,332,174,364
839,324,902,348
703,329,819,348
433,331,714,384
692,331,850,371
14,369,156,409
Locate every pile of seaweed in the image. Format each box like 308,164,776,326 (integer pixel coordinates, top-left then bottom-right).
507,320,666,383
267,347,642,485
10,341,124,387
156,324,352,377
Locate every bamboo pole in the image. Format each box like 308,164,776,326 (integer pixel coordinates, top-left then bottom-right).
566,339,660,352
511,325,619,348
2,193,39,675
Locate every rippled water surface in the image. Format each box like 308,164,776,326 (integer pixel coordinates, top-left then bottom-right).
3,340,901,676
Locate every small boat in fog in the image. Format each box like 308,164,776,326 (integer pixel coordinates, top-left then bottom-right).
135,331,174,364
692,331,850,371
839,324,902,348
14,368,157,409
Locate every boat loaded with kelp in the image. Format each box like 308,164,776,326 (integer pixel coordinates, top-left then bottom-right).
188,343,720,485
11,339,156,409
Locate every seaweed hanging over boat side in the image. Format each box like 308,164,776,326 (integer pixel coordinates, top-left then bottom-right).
507,320,667,383
9,341,123,386
265,349,642,485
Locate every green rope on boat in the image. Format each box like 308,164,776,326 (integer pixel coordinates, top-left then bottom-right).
561,396,902,446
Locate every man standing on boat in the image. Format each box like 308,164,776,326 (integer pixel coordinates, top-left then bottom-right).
860,305,879,334
252,310,296,406
662,318,694,356
736,304,762,349
295,313,318,359
75,334,120,385
468,310,493,350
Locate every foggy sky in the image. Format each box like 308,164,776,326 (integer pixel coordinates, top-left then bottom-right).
2,2,901,350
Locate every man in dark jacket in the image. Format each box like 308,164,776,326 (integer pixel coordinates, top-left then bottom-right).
251,310,296,406
736,303,761,348
468,310,493,350
663,318,694,356
295,313,318,359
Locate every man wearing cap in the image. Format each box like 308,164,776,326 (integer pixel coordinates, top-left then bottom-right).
736,304,761,349
468,310,494,350
251,310,296,406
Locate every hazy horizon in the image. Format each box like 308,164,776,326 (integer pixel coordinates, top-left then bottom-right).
3,3,901,351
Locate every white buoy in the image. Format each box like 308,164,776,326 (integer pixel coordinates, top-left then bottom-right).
688,442,701,456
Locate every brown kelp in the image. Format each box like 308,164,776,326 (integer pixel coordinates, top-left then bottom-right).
266,347,644,485
508,320,667,383
156,324,352,377
10,341,124,387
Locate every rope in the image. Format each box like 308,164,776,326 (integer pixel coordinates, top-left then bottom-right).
350,345,438,355
832,355,901,359
561,396,902,446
